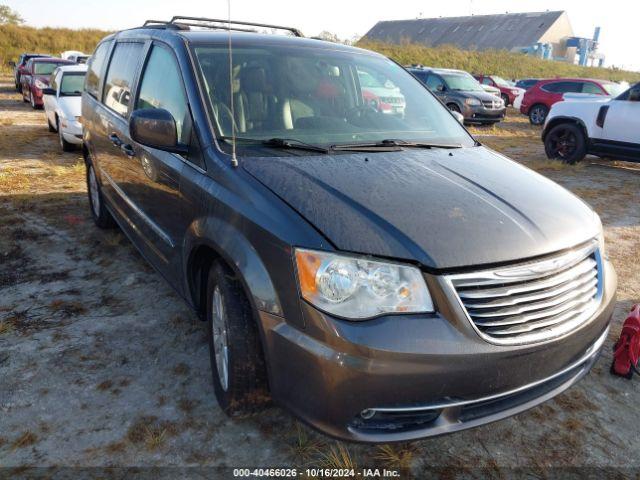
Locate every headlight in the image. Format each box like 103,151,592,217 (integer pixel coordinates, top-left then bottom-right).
294,249,433,319
35,79,47,90
464,98,481,106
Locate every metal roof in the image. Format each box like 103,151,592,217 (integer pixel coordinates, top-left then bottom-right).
363,11,567,51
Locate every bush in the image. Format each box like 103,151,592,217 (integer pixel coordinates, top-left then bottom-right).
0,25,110,71
357,40,640,83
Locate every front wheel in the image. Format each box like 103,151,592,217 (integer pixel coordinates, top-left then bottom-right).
447,103,461,114
86,163,116,228
58,120,75,152
207,261,269,416
529,104,548,125
501,93,510,107
544,123,587,164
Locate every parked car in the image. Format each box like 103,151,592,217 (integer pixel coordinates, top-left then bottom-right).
358,69,406,116
543,82,640,164
21,57,75,109
515,78,540,91
474,74,525,106
42,64,88,151
61,50,90,64
10,53,50,91
520,78,625,125
82,18,615,443
407,67,505,125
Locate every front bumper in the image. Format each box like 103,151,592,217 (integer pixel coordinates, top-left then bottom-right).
61,120,83,145
260,258,616,442
463,105,506,123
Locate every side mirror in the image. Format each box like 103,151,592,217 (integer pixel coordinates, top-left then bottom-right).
42,88,56,96
452,111,464,124
129,108,187,153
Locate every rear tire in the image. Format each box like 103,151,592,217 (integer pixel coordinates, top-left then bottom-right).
544,123,587,164
206,261,269,416
501,93,510,107
86,163,116,229
529,104,548,125
47,117,56,133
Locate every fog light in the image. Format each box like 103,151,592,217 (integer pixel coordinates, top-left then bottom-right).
360,409,376,419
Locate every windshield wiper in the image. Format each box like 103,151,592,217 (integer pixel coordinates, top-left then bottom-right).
219,136,328,154
331,139,462,151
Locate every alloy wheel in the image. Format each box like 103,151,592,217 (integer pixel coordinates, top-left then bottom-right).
530,106,547,125
548,128,577,161
211,286,230,392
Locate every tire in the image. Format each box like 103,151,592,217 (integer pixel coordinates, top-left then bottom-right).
58,120,75,152
86,163,116,228
544,123,587,164
447,103,461,114
501,93,510,107
206,261,269,416
529,104,548,125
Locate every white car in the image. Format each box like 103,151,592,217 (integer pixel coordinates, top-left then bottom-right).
542,82,640,164
60,50,90,64
42,64,87,151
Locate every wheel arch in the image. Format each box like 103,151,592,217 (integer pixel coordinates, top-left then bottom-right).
183,218,283,322
542,116,589,142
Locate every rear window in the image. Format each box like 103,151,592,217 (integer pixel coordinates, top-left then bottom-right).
102,42,144,117
86,41,112,99
61,73,86,96
542,81,582,93
34,62,62,76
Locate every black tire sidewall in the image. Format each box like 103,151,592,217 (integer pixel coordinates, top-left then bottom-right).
86,163,116,228
544,123,587,164
206,262,268,415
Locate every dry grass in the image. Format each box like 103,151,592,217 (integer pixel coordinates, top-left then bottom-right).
0,320,14,335
374,444,416,470
288,424,323,465
319,443,357,471
11,431,38,449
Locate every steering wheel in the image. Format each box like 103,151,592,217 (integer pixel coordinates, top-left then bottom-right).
345,103,380,123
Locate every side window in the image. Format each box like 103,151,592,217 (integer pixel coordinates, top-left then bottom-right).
582,82,604,95
482,78,492,85
102,42,144,117
86,40,112,99
426,74,444,92
136,44,191,144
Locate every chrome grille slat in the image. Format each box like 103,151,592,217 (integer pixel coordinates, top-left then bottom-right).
468,280,598,319
457,258,597,299
447,241,602,345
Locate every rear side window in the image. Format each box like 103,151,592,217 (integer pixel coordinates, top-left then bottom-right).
581,82,604,95
543,81,581,93
425,74,444,91
86,41,112,99
136,44,191,143
102,42,144,117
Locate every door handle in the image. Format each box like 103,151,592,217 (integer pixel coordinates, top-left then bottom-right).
109,133,123,147
121,144,136,157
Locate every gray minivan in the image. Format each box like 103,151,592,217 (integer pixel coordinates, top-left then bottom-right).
81,17,616,442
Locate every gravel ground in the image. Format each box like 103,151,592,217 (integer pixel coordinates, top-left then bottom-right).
0,75,639,479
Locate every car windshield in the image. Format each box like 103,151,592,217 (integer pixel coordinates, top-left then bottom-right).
603,82,627,97
492,76,511,87
60,72,86,96
192,44,475,154
441,73,484,92
34,62,62,75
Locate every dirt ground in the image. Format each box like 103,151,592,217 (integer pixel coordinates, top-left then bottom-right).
0,73,639,478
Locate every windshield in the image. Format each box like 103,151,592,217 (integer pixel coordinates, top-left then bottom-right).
603,82,627,97
441,73,484,92
34,62,62,75
60,72,86,96
492,76,511,87
192,44,474,154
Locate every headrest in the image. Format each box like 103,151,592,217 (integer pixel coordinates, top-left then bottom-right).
240,67,268,92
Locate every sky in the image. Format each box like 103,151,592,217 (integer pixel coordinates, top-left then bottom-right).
6,0,639,71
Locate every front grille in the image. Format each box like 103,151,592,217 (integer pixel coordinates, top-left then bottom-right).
482,99,501,109
448,241,602,345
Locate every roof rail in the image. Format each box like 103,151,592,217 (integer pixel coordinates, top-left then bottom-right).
142,16,303,37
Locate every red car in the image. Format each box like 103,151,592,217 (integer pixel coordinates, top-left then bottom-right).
519,78,622,125
474,74,524,107
20,57,74,109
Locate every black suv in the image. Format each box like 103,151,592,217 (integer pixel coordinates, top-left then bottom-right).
10,53,50,91
82,17,615,442
407,66,506,125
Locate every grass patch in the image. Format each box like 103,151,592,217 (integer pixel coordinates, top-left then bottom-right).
320,443,357,470
11,431,38,449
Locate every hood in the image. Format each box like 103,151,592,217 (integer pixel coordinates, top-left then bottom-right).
460,90,500,102
561,93,611,103
243,147,600,270
58,96,82,117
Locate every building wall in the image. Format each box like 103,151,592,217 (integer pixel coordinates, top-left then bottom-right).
537,11,574,58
